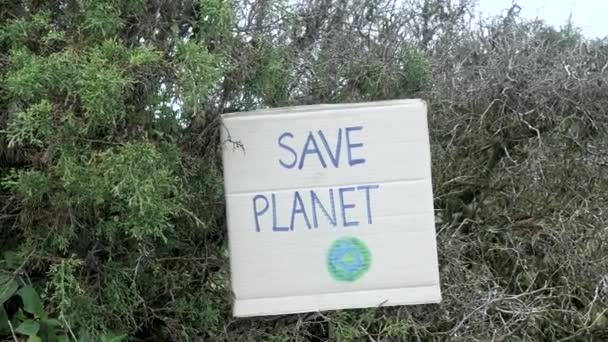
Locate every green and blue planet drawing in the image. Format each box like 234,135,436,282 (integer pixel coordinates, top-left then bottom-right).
327,237,371,282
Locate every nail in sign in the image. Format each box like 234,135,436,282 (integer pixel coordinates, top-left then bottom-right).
221,99,441,317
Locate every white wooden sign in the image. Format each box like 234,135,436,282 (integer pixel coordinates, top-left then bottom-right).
221,99,441,317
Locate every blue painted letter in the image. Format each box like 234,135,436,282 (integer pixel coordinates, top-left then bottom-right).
357,184,380,224
253,194,269,232
298,132,327,169
290,191,312,230
278,132,297,169
272,193,290,231
310,189,337,228
345,126,365,166
318,129,342,168
339,187,359,227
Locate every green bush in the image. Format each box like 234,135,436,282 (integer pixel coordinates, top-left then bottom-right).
1,0,606,341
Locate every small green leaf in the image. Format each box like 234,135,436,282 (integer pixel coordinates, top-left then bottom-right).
28,335,43,342
78,330,94,342
1,252,22,269
15,319,40,336
0,274,10,284
0,278,19,305
15,308,27,320
102,333,127,342
45,318,63,328
0,306,9,334
56,335,70,342
44,318,66,341
17,285,44,317
47,333,64,342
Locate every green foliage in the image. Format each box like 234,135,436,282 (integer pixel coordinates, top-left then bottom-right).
4,49,54,103
1,0,606,341
3,170,52,205
5,100,54,147
250,43,292,106
0,277,71,341
46,258,84,320
79,0,122,41
15,320,40,336
0,274,19,305
97,142,180,241
77,44,132,132
0,11,63,50
18,285,45,318
0,275,126,341
127,46,162,68
400,48,431,94
171,293,223,336
1,4,185,335
344,47,431,101
197,0,234,42
176,41,220,118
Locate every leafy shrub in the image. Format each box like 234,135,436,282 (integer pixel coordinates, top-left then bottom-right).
1,0,606,341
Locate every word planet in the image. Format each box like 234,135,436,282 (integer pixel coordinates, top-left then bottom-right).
327,237,371,282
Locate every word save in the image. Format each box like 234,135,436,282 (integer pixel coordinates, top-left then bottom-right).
251,126,380,232
277,126,366,169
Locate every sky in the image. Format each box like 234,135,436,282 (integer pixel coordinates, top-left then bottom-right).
478,0,607,38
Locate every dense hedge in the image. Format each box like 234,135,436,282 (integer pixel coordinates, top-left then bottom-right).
1,1,607,341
